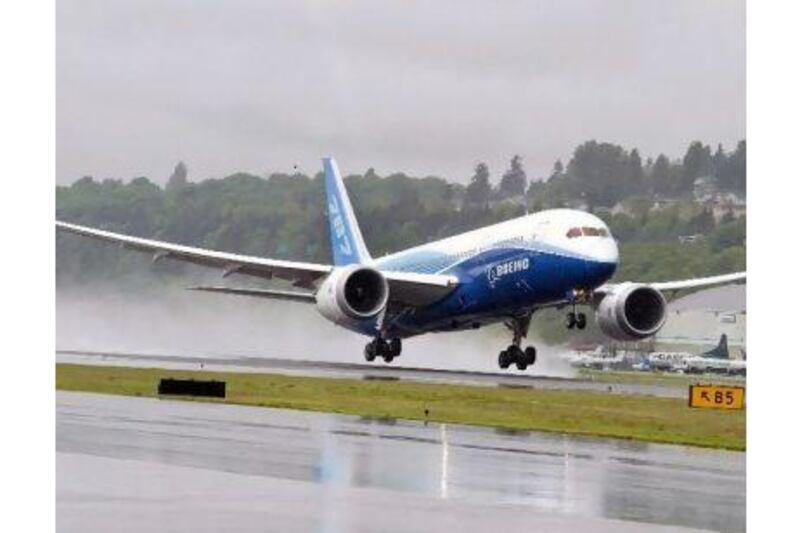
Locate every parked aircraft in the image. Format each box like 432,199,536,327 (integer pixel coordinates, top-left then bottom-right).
684,335,746,375
646,335,745,375
566,347,626,370
646,351,692,372
56,158,746,371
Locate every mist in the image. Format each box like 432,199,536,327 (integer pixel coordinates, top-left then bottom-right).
56,283,576,377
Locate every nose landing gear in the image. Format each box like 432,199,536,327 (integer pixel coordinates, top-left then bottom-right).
565,290,590,330
364,337,402,363
498,313,537,371
566,311,587,330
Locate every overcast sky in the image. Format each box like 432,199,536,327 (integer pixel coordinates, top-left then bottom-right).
57,0,744,185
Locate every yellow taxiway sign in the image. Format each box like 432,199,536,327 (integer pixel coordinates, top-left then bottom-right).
689,384,745,410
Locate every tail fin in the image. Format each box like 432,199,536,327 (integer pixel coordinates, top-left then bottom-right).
703,333,730,359
322,158,372,266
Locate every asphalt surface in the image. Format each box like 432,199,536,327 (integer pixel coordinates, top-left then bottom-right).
57,391,744,532
56,349,686,398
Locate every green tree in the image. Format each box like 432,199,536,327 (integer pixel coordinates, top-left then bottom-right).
681,141,712,193
687,208,715,235
166,161,188,194
464,162,492,209
498,155,527,199
718,140,746,195
712,144,726,176
629,148,645,194
566,141,631,207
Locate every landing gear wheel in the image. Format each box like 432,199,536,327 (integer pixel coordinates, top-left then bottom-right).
389,338,402,358
501,313,535,371
575,313,587,330
505,346,526,370
566,312,577,329
498,350,511,369
364,342,376,362
374,339,392,363
524,346,537,366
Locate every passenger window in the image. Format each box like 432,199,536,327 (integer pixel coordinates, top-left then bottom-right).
566,227,582,238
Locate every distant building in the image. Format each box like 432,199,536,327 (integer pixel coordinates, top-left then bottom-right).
678,234,704,244
488,194,527,209
709,193,746,222
650,197,677,211
693,175,718,202
690,175,747,221
564,198,589,211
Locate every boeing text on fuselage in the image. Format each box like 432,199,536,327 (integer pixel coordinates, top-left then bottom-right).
487,257,530,289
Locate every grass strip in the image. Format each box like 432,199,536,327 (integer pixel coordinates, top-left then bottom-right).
56,363,745,451
579,369,747,388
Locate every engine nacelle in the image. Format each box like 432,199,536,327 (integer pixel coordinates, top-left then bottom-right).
595,283,668,341
315,265,389,326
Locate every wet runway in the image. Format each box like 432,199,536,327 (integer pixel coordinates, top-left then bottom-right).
57,392,744,532
56,349,685,398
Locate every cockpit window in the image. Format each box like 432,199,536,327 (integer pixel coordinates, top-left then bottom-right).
582,226,608,237
566,227,609,238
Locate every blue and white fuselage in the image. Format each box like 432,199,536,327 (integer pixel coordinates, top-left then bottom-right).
370,209,618,338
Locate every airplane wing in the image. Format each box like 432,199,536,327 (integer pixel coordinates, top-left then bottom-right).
56,221,459,305
649,272,746,294
56,221,331,288
596,271,746,301
187,286,318,303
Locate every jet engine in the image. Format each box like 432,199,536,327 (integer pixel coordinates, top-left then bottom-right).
595,283,668,341
315,265,389,326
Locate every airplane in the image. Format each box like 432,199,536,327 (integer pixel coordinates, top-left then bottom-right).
684,356,746,376
56,158,746,371
646,351,692,372
566,346,626,370
684,334,747,376
701,333,730,359
646,335,746,375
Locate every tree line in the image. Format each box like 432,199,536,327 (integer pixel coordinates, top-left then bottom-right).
462,139,746,210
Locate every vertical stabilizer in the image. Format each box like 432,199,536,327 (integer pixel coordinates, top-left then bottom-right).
702,333,730,359
322,158,372,266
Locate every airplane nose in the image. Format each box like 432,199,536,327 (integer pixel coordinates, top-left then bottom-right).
583,239,618,286
584,235,619,264
585,259,617,286
604,238,619,264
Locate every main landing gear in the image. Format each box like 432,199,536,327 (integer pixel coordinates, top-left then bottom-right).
498,314,537,371
364,337,402,363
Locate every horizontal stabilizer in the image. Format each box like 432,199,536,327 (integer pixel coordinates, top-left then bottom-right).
187,286,316,303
